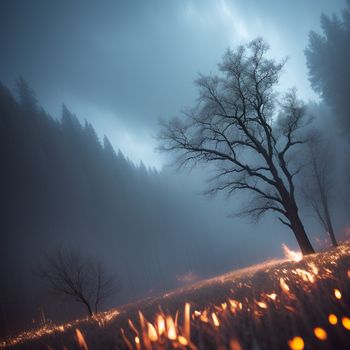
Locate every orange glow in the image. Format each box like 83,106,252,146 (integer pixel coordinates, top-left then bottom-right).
308,262,319,275
128,319,139,336
280,277,290,293
147,322,158,342
288,336,304,350
5,242,350,350
221,302,227,310
75,329,88,350
228,299,239,311
166,316,177,340
157,315,165,336
200,310,209,323
266,293,277,301
256,301,267,309
342,317,350,330
295,269,315,283
212,312,220,327
284,305,296,313
334,288,342,299
229,339,243,350
328,314,338,325
135,336,141,350
184,302,191,339
178,335,188,346
282,244,302,262
314,327,327,340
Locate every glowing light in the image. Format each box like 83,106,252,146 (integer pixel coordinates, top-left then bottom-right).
166,316,177,340
328,314,338,325
314,327,327,340
334,288,342,299
178,335,188,346
280,277,290,293
295,269,315,283
228,299,239,312
282,244,302,262
308,262,319,275
128,319,139,336
75,329,88,350
229,339,243,350
342,317,350,330
288,336,304,350
147,322,158,342
102,310,119,322
157,315,165,336
267,293,277,301
6,242,350,350
200,310,209,323
212,312,220,327
285,305,296,313
184,302,191,340
221,302,227,310
256,301,267,309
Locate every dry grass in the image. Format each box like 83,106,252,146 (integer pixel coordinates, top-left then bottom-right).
3,242,350,350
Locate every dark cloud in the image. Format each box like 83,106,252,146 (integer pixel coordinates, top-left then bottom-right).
0,0,346,167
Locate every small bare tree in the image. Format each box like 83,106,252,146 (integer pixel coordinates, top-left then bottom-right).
159,38,315,255
303,134,337,246
40,249,118,316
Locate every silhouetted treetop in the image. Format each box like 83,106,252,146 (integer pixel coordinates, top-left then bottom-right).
305,1,350,136
159,38,315,255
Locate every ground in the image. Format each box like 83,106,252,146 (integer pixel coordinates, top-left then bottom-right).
2,242,350,350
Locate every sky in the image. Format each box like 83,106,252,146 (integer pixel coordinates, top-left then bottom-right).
0,0,346,169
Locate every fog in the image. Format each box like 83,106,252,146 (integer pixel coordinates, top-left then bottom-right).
0,0,349,338
0,0,346,167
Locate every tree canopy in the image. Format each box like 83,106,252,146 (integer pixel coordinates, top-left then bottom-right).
160,38,314,254
305,1,350,137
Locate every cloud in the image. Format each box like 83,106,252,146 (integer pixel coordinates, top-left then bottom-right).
0,0,345,167
218,0,250,41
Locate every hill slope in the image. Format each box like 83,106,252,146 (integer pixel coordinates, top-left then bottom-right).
3,241,350,350
0,80,268,335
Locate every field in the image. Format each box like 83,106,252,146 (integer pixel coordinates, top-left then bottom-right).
2,242,350,350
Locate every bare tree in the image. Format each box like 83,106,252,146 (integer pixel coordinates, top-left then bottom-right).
159,38,315,255
40,249,118,316
303,133,337,246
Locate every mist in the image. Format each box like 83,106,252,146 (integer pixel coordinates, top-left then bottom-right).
0,0,349,342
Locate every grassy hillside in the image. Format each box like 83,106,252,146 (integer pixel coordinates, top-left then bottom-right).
2,242,350,350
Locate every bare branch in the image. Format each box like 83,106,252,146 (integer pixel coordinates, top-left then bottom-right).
39,249,120,316
159,38,315,254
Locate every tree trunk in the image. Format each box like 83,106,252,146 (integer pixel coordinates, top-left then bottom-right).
278,183,315,255
323,201,338,247
83,301,93,317
289,211,315,255
327,227,338,247
325,216,338,247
